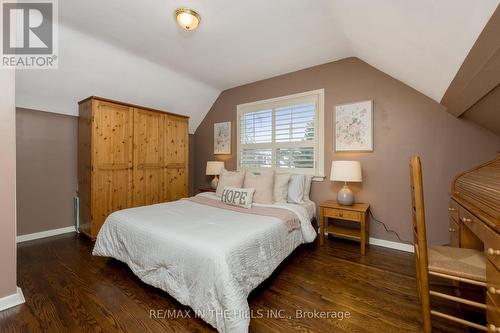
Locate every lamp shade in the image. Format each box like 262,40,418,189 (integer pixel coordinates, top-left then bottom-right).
206,161,224,176
330,161,362,182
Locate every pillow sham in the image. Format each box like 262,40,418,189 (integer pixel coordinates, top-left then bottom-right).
287,174,306,203
274,173,291,203
243,170,274,204
221,187,255,209
215,169,246,197
303,175,313,201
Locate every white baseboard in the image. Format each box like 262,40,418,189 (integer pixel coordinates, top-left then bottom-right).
321,230,414,253
17,226,76,243
0,287,25,312
369,237,414,253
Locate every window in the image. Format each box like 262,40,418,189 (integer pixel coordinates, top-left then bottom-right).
237,89,324,178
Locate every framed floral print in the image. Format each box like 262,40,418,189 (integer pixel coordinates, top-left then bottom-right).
214,121,231,154
335,100,373,152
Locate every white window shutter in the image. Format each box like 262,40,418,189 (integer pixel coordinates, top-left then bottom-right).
237,90,324,177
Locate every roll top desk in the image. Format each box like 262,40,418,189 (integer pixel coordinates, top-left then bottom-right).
449,155,500,331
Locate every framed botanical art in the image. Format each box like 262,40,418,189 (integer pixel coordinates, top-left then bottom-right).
335,100,373,152
214,121,231,154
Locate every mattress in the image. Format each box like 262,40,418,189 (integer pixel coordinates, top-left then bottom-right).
93,193,316,333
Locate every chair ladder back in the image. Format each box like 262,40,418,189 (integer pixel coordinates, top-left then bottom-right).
410,156,432,333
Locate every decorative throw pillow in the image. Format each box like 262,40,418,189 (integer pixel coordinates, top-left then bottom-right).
274,173,291,203
243,170,275,204
287,174,306,203
215,169,246,197
221,187,255,209
303,175,313,201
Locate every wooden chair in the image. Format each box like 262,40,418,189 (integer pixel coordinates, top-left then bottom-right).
409,156,487,332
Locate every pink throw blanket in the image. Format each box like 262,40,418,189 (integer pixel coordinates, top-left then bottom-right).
184,196,301,232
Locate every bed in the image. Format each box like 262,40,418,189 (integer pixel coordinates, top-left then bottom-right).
92,192,317,333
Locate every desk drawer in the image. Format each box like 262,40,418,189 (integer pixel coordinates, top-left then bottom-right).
449,217,460,247
448,199,459,221
323,208,361,222
459,206,486,240
486,228,500,272
487,293,500,333
487,260,500,309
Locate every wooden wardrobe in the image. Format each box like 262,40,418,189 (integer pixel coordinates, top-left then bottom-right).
78,96,189,239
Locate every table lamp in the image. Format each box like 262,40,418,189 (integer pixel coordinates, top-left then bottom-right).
206,161,224,189
330,160,362,205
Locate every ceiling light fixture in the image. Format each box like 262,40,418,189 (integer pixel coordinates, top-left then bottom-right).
175,8,201,31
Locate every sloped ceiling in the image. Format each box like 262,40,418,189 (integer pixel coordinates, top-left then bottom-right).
16,0,499,133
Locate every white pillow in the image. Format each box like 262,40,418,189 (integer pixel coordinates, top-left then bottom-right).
287,174,306,203
221,187,254,209
215,169,245,197
274,173,291,203
303,175,313,201
243,170,274,204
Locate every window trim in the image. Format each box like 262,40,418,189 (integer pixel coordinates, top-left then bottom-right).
236,89,325,180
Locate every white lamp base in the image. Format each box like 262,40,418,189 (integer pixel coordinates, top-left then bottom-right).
211,175,219,189
337,184,354,205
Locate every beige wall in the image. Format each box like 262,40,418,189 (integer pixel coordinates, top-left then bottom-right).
0,70,17,297
16,108,78,235
194,57,500,245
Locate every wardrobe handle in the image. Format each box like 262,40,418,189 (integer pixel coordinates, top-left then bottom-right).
461,217,472,223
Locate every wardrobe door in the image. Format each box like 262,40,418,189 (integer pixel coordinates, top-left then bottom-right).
133,108,164,207
92,101,133,237
164,115,189,201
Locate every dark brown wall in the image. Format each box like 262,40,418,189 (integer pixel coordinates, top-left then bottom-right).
194,57,500,245
16,108,78,235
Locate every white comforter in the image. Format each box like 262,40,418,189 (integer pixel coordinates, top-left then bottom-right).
93,193,316,333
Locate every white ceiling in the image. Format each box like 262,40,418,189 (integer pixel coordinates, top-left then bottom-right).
16,0,499,132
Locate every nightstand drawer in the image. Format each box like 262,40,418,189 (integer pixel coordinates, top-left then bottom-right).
323,208,361,222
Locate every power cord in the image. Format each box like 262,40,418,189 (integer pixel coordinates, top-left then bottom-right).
369,210,413,245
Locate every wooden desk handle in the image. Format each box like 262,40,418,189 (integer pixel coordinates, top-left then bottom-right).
448,207,456,212
489,324,500,332
488,286,500,295
448,228,456,232
488,248,500,256
461,217,472,223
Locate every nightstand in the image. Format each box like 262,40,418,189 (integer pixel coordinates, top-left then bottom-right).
198,186,216,193
319,201,370,255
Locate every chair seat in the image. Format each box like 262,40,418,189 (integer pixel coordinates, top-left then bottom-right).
428,245,486,282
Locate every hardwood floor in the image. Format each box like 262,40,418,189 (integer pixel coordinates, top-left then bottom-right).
0,233,476,333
